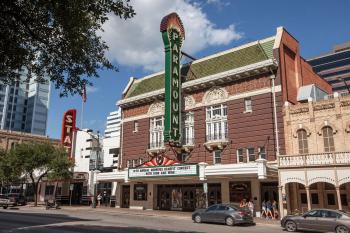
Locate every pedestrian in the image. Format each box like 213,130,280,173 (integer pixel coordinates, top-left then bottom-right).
266,200,273,219
97,193,102,207
272,200,278,219
239,199,247,208
261,200,267,218
247,199,254,216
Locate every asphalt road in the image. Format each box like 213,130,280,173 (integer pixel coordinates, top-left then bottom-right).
0,207,284,233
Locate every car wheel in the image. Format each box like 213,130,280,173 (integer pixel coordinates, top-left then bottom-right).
285,220,297,232
194,215,202,223
225,217,234,226
3,206,8,209
336,225,349,233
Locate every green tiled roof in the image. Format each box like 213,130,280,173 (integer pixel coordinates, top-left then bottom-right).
125,38,275,98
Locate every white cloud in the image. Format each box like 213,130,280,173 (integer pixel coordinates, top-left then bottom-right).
100,0,242,72
86,86,99,93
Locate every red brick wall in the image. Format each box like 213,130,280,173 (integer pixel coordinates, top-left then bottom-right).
121,91,285,168
275,28,332,104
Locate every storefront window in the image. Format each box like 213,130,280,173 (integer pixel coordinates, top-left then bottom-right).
134,184,147,201
229,181,251,203
45,185,55,195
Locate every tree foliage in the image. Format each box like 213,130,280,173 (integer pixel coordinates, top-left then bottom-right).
0,0,135,96
7,142,74,206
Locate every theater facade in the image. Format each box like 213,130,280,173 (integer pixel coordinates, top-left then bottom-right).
97,14,332,216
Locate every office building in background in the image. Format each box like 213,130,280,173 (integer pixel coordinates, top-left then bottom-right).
308,41,350,94
0,76,50,136
102,109,121,168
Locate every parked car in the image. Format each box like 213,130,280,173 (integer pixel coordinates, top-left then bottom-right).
0,194,15,209
281,209,350,233
192,204,254,226
7,193,26,206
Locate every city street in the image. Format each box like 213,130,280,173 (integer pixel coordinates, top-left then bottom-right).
0,207,283,233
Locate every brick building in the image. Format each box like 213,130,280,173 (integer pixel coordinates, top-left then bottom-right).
97,27,331,216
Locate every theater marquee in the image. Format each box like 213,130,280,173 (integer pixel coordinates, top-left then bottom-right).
161,12,185,145
128,164,198,179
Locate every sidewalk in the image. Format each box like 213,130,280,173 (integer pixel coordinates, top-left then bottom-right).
33,205,280,225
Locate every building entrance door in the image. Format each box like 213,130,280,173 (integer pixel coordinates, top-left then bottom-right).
121,185,130,208
261,182,278,202
71,182,83,205
158,187,171,210
183,188,196,211
208,183,222,206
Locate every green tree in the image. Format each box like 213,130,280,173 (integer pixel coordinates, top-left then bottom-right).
9,142,74,206
0,0,135,96
0,149,21,192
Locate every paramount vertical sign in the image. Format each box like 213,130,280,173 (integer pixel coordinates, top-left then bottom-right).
61,109,76,158
160,13,185,145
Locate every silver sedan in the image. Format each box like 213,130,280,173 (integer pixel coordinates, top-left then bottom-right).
192,204,254,226
281,209,350,233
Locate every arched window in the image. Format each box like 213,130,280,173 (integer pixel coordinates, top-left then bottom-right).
322,126,335,152
297,129,308,154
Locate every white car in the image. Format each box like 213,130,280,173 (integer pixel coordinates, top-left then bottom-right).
0,194,15,209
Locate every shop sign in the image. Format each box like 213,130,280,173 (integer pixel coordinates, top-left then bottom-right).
161,13,185,145
61,109,76,158
73,172,88,180
128,164,198,179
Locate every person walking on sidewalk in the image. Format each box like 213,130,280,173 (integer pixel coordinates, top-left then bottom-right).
247,199,254,216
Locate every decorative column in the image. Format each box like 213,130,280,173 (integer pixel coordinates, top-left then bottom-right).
305,186,311,210
336,186,342,210
278,185,285,218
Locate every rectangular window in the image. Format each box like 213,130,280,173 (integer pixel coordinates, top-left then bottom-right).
133,121,139,132
311,193,319,204
244,98,252,112
237,148,244,163
132,159,138,168
300,193,307,204
213,150,222,164
150,116,164,149
247,148,255,162
45,185,55,196
327,193,336,205
139,158,144,166
184,112,194,145
134,184,147,201
127,160,131,168
258,147,266,159
341,194,348,206
206,104,228,141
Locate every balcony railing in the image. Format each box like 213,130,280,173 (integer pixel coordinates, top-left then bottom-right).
278,151,350,168
204,134,229,150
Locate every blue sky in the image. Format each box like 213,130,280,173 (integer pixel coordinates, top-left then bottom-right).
47,0,350,139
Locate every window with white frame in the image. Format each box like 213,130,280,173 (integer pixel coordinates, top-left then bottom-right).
213,150,222,164
184,112,194,145
132,159,138,168
139,158,144,166
247,148,255,162
206,104,228,141
244,98,252,112
258,146,266,159
133,121,139,132
150,116,164,148
237,148,244,163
